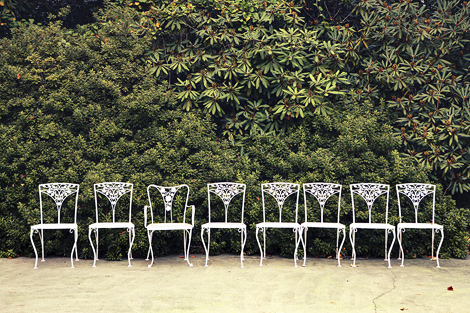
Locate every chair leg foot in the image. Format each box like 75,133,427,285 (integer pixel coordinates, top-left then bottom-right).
189,263,193,267
338,264,342,268
34,267,38,269
148,264,152,268
400,265,404,267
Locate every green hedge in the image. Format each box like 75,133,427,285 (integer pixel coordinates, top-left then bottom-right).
0,4,468,262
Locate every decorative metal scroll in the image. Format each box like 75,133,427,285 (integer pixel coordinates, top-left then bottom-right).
397,184,434,210
351,183,388,210
209,183,245,211
40,183,79,211
95,182,133,210
156,186,184,212
263,183,299,211
304,183,341,210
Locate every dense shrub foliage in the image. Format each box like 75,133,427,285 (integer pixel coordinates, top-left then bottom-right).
132,0,470,195
0,1,469,261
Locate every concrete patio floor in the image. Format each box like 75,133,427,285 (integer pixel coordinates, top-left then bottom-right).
1,254,469,312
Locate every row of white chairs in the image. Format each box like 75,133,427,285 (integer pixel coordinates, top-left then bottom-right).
30,182,444,269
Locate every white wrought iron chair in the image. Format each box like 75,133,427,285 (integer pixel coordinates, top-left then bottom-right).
256,182,303,267
88,182,135,267
30,183,80,269
201,182,247,268
349,183,396,268
301,183,346,267
144,184,195,268
396,183,444,268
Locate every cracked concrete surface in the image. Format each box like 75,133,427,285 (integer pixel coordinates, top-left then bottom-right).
1,255,469,312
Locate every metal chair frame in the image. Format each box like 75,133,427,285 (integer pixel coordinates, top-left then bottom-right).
88,182,135,267
256,182,304,267
144,184,194,268
201,182,247,268
396,183,444,268
349,183,396,268
301,183,346,267
30,183,80,269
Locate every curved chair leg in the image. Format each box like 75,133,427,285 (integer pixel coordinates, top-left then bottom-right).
263,228,267,260
384,229,389,261
293,228,304,267
88,227,98,268
127,227,135,267
30,228,39,269
349,227,357,268
397,227,405,267
145,246,151,261
185,229,193,267
147,230,154,268
256,227,264,266
95,229,99,262
129,230,134,260
71,227,78,268
74,229,79,262
302,227,308,267
201,227,210,267
208,229,211,260
387,229,396,269
435,227,444,268
240,227,247,268
337,228,346,267
336,228,340,261
183,230,188,261
40,229,45,262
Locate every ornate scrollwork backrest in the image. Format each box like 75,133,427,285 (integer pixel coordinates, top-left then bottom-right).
94,182,133,223
396,183,435,223
303,183,342,223
147,184,189,224
208,182,246,223
350,183,389,223
39,183,80,224
262,183,300,223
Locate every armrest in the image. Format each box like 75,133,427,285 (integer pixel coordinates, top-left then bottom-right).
144,205,148,228
187,205,195,226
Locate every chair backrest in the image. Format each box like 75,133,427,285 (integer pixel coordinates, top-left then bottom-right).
94,182,133,223
146,184,190,224
39,183,80,224
303,183,342,223
350,183,390,224
207,182,246,223
261,182,300,223
396,183,436,224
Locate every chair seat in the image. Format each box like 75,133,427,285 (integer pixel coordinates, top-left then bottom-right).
89,222,134,229
256,222,300,229
350,222,394,230
31,223,77,230
397,222,443,230
201,222,246,229
301,222,345,229
147,222,193,231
